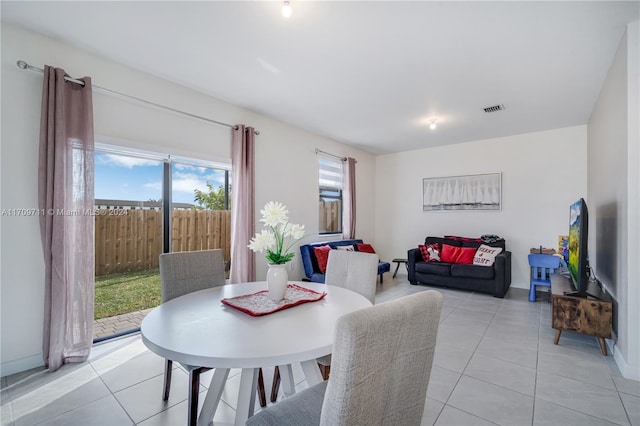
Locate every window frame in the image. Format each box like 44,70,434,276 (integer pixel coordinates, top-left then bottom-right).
318,156,343,235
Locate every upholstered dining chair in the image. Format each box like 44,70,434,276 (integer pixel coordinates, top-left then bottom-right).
158,249,267,425
324,249,378,303
270,250,379,402
316,250,378,377
249,290,443,426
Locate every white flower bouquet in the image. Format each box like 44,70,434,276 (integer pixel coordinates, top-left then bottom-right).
248,201,306,265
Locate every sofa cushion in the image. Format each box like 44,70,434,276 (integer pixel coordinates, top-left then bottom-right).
445,235,483,243
442,235,506,250
460,240,483,249
425,237,461,247
419,243,441,262
313,245,332,273
451,264,495,279
415,261,451,277
473,244,503,267
441,244,476,264
356,243,376,254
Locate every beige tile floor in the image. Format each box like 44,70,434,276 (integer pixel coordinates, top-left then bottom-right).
2,276,639,426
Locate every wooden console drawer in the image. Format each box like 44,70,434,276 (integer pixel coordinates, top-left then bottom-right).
551,295,612,338
550,273,612,355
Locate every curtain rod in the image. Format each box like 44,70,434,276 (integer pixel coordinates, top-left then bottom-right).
16,60,260,135
315,148,347,161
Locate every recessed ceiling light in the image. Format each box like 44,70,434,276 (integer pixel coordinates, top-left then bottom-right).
430,120,437,130
282,1,292,18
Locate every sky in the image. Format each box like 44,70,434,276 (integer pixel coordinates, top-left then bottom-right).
94,152,228,205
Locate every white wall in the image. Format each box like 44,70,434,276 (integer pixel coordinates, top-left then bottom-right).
626,20,640,383
374,126,587,289
588,21,639,381
0,24,376,376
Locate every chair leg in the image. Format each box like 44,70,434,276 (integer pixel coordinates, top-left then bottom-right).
317,362,330,380
257,368,267,407
270,366,281,403
528,284,536,302
187,368,203,426
162,359,173,401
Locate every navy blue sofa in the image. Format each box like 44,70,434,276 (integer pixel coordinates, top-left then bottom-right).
300,239,391,283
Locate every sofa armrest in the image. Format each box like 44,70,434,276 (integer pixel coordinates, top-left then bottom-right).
493,251,512,297
299,244,316,280
407,248,422,283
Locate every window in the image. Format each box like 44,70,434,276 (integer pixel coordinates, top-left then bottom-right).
318,156,342,234
93,143,232,342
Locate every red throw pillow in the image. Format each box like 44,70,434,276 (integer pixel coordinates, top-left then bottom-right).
441,244,476,264
356,243,376,254
313,245,332,273
419,243,441,262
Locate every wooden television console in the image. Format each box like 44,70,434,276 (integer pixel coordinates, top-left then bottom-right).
550,273,612,356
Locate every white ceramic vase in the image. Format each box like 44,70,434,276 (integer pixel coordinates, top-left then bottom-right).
267,263,288,302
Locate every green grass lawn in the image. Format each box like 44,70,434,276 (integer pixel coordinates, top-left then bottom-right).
94,269,161,320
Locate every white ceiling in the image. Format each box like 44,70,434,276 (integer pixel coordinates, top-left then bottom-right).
2,1,638,154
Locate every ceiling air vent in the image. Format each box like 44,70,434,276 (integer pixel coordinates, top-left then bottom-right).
483,104,505,113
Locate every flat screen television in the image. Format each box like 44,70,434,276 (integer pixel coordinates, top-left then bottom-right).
566,198,596,298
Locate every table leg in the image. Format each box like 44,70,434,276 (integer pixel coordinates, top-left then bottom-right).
393,262,400,278
598,338,608,356
234,368,258,426
301,359,324,387
197,368,230,426
278,364,296,397
554,329,562,345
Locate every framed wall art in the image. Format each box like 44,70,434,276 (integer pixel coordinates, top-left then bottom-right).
423,172,501,211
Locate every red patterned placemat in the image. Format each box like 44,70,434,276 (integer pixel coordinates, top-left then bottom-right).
221,284,327,316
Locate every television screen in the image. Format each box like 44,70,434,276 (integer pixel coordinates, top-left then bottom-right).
568,198,589,295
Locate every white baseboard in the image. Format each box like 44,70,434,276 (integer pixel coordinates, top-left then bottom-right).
611,341,640,381
0,353,44,378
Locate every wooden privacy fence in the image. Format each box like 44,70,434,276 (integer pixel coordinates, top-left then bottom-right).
95,209,231,276
319,200,341,233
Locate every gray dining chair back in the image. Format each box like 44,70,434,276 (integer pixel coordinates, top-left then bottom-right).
159,249,225,303
324,249,378,304
248,290,443,426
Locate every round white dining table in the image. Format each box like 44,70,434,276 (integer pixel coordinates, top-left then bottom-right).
140,281,372,426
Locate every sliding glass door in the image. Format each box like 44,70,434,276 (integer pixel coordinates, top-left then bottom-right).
93,147,231,341
93,149,164,341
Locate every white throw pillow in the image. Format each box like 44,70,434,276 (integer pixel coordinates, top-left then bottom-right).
336,245,355,251
473,244,503,267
